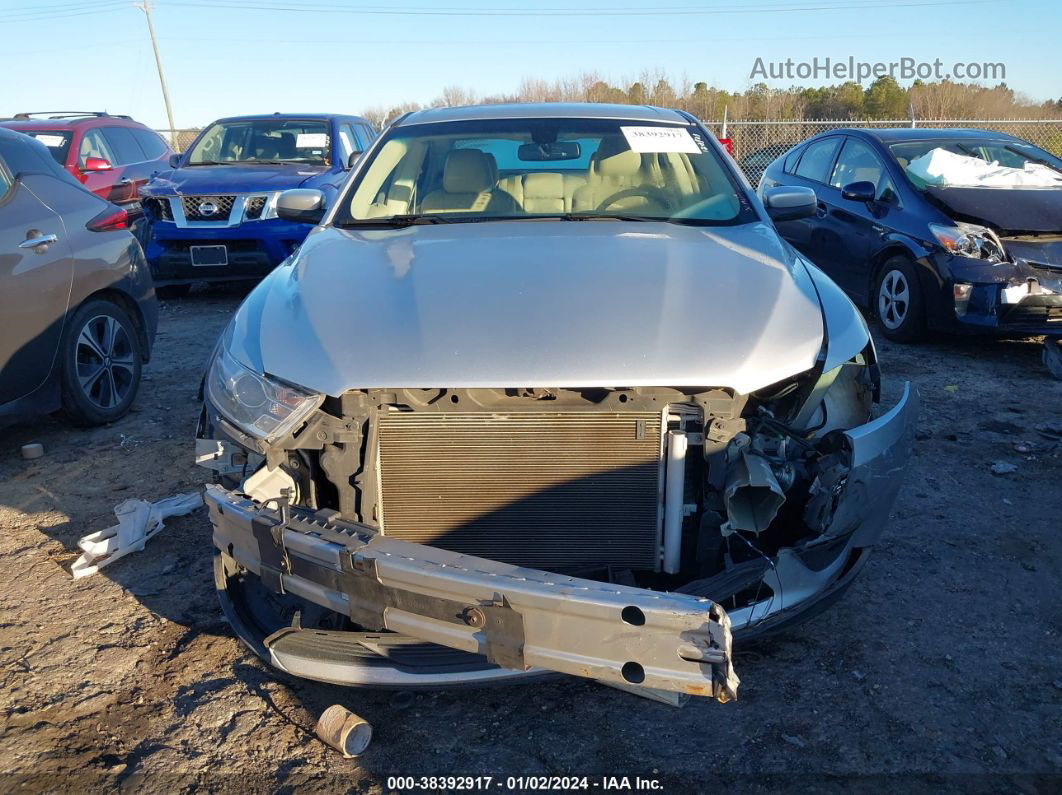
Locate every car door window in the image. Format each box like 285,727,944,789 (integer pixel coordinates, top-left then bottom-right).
794,137,841,184
0,158,11,200
132,128,169,160
356,124,376,145
338,125,358,162
830,138,898,202
79,129,118,167
783,146,802,174
101,127,146,165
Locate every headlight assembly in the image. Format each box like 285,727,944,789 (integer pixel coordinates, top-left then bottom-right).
929,222,1004,262
206,345,323,443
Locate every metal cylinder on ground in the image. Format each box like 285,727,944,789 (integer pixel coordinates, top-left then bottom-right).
315,704,372,758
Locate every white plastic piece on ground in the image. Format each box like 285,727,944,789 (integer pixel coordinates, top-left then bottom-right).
71,492,203,579
906,148,1062,189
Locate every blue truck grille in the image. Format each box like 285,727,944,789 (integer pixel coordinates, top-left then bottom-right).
181,195,235,222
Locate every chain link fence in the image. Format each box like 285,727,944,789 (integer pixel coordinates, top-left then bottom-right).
155,119,1062,184
701,119,1062,185
156,128,201,152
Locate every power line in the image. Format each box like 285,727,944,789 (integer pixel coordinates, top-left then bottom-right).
6,3,128,23
160,0,991,16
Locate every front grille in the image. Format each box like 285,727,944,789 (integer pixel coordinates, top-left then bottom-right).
1002,304,1062,325
245,196,267,219
145,197,172,221
181,194,235,222
377,411,662,569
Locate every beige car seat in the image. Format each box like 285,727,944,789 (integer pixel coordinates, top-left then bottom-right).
571,136,666,213
420,149,514,214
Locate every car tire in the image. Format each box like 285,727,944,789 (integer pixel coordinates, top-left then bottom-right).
875,256,925,342
59,299,144,426
156,284,191,300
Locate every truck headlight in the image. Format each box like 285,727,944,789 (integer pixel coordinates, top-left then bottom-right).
206,346,322,443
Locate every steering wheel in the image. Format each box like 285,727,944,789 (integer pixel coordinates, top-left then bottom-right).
595,185,673,212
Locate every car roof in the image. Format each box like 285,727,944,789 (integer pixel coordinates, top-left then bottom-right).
395,102,692,127
212,113,372,124
824,127,1024,143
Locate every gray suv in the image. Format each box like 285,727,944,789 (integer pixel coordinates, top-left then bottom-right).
197,104,917,700
0,128,157,428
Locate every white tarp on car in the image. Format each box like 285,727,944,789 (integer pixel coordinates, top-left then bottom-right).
906,147,1062,188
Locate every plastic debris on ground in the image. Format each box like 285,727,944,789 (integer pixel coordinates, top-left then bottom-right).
905,148,1062,189
71,492,203,579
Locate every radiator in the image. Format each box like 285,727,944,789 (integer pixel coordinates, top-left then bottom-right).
377,411,663,569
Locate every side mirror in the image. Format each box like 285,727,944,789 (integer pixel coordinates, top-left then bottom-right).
763,186,816,222
168,153,182,169
346,151,361,169
82,156,113,172
276,188,326,224
841,181,877,203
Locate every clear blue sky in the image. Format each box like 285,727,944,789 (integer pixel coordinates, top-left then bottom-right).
3,0,1059,129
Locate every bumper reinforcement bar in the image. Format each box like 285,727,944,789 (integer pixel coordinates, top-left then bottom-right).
206,485,740,701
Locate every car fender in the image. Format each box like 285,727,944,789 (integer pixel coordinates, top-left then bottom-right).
866,232,937,306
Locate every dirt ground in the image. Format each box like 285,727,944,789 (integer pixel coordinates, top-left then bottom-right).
1,285,1060,793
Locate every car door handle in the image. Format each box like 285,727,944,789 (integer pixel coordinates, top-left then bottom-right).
19,233,58,249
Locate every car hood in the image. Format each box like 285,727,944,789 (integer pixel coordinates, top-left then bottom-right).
142,163,328,195
927,185,1062,234
227,221,827,396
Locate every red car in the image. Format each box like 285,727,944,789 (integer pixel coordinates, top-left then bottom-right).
0,112,172,209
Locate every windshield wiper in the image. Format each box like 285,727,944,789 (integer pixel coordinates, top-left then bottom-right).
186,160,226,166
338,214,456,228
1005,146,1061,171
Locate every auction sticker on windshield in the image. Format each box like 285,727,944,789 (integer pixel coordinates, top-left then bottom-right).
296,133,327,148
621,125,701,154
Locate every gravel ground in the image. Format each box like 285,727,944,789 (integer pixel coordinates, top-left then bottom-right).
1,287,1060,792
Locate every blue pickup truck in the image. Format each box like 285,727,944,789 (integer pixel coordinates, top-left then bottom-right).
140,113,375,296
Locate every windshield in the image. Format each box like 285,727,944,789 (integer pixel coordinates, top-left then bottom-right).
19,130,72,165
335,117,752,226
186,119,330,165
889,138,1062,189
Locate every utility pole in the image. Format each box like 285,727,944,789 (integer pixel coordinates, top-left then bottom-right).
135,0,177,146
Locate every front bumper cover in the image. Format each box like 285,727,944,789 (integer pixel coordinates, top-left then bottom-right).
206,383,917,697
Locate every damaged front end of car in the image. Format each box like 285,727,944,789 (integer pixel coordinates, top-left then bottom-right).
926,189,1062,332
196,318,917,701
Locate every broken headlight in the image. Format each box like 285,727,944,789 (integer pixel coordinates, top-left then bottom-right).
929,222,1004,261
206,345,323,443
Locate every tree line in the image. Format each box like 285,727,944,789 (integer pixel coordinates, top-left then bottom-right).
360,71,1062,130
